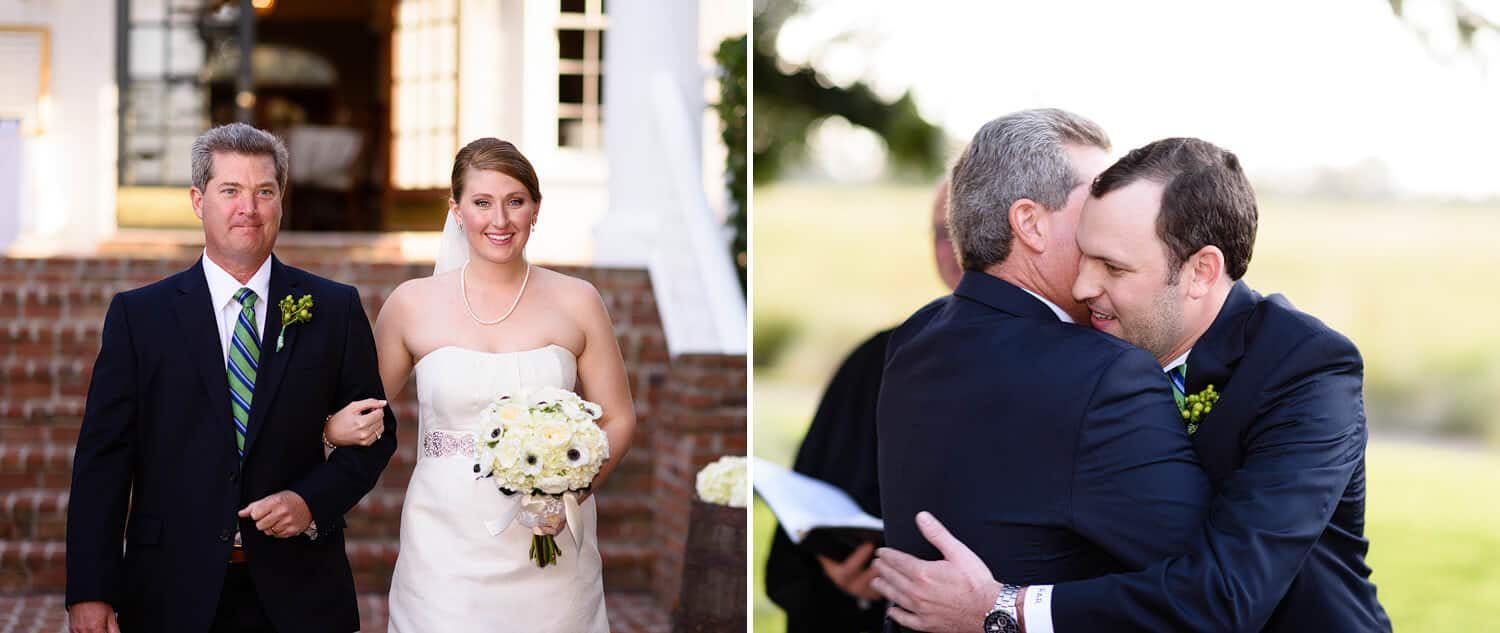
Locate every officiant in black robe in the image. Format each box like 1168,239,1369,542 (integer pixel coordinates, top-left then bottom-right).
764,179,961,632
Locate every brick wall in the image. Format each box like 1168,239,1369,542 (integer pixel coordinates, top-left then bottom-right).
650,354,749,610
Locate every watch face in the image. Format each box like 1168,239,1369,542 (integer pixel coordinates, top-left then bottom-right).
984,610,1018,633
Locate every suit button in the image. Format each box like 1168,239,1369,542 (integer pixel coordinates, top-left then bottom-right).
220,528,232,542
229,470,237,482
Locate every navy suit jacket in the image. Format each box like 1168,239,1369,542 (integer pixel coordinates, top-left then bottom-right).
877,272,1211,632
1051,281,1390,632
66,257,397,633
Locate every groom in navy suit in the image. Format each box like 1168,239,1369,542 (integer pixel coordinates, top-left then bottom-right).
65,123,396,633
875,110,1213,633
873,138,1388,632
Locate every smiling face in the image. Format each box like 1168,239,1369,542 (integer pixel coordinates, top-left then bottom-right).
450,167,539,264
1072,179,1189,360
190,151,281,266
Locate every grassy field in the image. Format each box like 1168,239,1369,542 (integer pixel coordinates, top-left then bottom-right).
751,183,1500,631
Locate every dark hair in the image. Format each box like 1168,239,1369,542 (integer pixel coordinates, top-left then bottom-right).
1090,137,1257,282
451,138,542,202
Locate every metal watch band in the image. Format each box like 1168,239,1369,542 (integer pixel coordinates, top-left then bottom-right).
983,583,1022,633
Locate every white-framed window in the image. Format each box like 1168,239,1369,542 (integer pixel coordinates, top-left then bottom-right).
391,0,459,189
117,0,212,186
556,0,606,149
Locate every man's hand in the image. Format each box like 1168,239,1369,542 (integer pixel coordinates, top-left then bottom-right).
67,601,120,633
238,490,313,538
872,511,1004,632
817,541,883,601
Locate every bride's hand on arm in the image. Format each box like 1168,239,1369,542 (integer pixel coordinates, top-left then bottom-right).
320,281,416,458
572,282,636,496
323,398,388,447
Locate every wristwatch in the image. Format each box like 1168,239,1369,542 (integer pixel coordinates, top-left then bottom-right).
983,583,1022,633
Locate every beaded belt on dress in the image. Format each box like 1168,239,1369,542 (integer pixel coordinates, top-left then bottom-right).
421,429,477,459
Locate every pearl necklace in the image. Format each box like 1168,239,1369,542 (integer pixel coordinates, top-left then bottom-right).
460,261,530,325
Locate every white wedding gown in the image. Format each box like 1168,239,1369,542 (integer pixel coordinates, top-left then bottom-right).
386,344,609,632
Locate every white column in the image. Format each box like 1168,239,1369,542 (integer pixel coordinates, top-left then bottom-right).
596,0,745,356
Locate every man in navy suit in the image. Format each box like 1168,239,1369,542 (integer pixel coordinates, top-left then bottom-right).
875,111,1213,633
65,123,396,633
873,138,1388,632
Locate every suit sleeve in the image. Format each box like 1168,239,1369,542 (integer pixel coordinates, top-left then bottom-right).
65,295,139,608
1069,348,1212,569
288,286,397,528
1049,334,1365,633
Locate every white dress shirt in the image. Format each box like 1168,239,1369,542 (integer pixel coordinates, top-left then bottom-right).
1018,287,1075,324
201,251,272,364
201,251,272,548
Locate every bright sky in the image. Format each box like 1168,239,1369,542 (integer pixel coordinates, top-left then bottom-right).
775,0,1500,197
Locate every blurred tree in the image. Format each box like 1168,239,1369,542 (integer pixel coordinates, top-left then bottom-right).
1388,0,1499,48
716,34,748,292
753,0,946,183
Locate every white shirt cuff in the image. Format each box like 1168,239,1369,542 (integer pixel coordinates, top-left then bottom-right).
1022,584,1055,633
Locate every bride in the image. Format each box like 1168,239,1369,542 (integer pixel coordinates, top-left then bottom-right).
322,138,635,632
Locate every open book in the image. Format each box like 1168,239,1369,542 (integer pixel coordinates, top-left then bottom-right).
753,456,884,560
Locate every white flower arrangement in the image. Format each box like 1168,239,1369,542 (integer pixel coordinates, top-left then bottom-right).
474,385,609,567
695,455,748,508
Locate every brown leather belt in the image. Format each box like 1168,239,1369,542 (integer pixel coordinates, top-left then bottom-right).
229,547,249,564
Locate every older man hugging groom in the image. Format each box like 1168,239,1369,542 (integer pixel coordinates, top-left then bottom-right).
873,109,1388,633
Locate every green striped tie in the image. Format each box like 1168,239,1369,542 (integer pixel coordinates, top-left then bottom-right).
228,288,260,459
1167,364,1187,409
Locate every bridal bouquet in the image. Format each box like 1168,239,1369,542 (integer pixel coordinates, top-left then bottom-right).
473,386,609,568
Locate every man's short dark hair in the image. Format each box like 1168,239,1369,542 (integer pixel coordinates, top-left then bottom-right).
1091,137,1257,282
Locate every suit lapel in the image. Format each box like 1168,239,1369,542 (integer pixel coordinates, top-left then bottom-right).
1188,281,1260,453
241,257,299,460
173,259,234,444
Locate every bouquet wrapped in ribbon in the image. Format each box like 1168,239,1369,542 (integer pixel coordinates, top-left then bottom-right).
473,386,609,567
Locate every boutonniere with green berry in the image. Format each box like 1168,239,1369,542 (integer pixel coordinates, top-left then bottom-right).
276,294,314,351
1180,384,1219,435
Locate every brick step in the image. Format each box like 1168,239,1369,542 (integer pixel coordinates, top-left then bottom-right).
0,254,431,284
0,590,669,633
0,538,657,594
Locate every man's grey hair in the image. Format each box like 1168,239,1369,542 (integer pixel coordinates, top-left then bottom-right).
947,108,1110,271
190,123,290,193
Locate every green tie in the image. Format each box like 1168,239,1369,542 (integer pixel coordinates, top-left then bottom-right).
228,288,260,459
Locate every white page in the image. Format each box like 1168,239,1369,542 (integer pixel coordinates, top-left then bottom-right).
752,456,884,543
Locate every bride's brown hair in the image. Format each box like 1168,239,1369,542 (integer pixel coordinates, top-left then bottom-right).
450,138,542,203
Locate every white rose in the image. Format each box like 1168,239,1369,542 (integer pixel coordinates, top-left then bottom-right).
496,401,529,427
495,438,523,469
538,419,572,448
560,399,586,421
